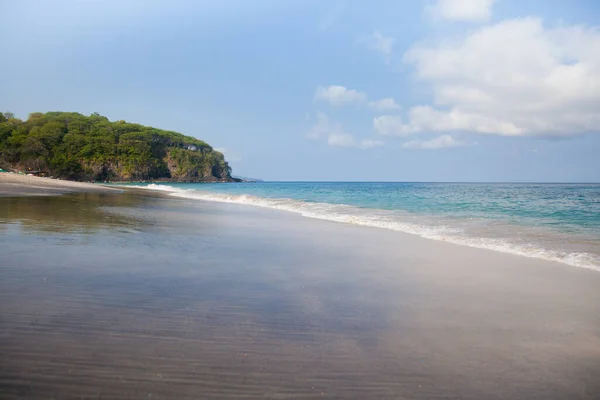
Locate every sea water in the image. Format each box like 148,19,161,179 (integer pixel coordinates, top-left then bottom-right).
134,182,600,271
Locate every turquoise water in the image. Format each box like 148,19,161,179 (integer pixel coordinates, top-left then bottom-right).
134,182,600,270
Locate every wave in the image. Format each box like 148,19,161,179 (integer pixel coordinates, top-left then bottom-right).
138,184,600,272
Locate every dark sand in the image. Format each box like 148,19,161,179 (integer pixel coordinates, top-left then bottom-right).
1,192,599,399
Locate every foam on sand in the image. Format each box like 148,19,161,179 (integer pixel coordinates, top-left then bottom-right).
138,184,600,271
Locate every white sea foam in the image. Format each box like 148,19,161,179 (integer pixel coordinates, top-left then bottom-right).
138,184,600,272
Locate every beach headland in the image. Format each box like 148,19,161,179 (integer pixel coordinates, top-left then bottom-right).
1,179,599,399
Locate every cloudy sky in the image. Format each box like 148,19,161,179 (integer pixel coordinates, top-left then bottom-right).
2,0,600,181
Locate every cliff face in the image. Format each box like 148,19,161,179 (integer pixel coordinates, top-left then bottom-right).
0,112,235,182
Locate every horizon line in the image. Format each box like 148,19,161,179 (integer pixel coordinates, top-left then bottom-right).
239,180,600,184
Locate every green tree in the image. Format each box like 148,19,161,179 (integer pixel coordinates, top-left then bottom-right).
0,111,233,182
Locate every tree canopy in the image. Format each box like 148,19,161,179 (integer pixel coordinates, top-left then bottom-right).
0,111,233,182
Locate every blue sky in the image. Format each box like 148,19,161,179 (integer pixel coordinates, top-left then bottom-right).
2,0,600,182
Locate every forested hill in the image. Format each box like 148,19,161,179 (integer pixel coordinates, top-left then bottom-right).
0,111,236,182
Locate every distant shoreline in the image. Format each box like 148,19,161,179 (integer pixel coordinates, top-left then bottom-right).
0,172,120,197
0,172,251,198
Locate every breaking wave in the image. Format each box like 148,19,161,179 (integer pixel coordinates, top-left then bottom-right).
137,184,600,271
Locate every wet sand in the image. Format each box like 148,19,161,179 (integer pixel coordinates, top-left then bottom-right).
1,192,599,399
0,173,119,196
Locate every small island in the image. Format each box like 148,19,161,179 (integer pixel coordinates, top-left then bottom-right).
0,111,237,182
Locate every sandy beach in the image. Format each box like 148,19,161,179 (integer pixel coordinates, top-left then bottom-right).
0,173,120,197
1,185,599,399
3,0,598,397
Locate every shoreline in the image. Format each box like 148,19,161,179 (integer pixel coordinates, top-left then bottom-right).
135,183,600,272
0,173,245,197
0,173,121,197
3,175,598,272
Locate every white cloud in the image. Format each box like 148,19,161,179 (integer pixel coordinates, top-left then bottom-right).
401,18,600,137
368,98,402,112
403,106,523,135
359,138,385,149
306,112,340,139
403,134,468,149
373,115,415,136
307,113,383,149
363,31,395,63
314,85,366,106
328,134,383,149
428,0,496,22
327,133,356,147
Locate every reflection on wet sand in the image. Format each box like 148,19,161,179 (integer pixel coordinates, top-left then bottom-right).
1,193,600,399
0,192,147,234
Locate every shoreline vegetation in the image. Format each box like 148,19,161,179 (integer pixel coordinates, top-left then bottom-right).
0,111,239,183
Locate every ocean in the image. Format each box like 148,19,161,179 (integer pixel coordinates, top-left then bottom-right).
133,182,600,270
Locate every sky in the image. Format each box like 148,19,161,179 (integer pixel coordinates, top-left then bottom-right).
2,0,600,182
